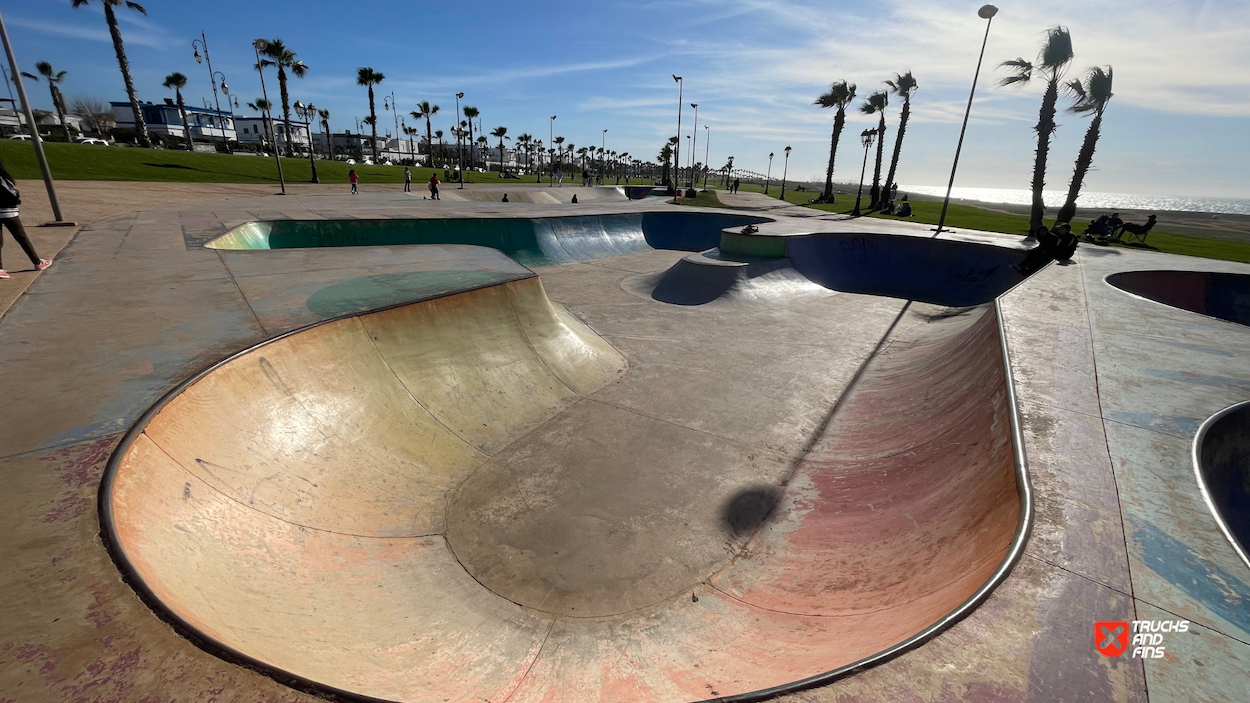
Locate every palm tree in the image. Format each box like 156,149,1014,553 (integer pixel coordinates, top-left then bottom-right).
318,108,332,159
434,129,445,166
883,71,919,206
161,72,193,152
260,39,309,157
553,135,565,173
476,135,489,169
1000,26,1075,235
515,133,532,173
533,138,544,182
860,90,889,209
72,0,150,147
247,98,274,151
1056,66,1114,226
659,140,675,186
577,146,589,170
411,101,439,168
355,67,385,160
21,62,70,141
490,126,509,171
815,80,857,203
462,106,479,167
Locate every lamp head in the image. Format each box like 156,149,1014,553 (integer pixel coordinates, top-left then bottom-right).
456,92,464,98
294,100,304,111
978,4,998,19
252,39,268,52
673,74,681,82
691,103,697,109
785,145,791,155
220,81,229,95
769,152,774,159
194,49,202,64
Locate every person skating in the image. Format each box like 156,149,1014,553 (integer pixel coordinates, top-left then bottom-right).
428,173,441,200
0,160,51,279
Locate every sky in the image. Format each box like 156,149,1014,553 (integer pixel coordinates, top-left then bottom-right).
3,0,1249,197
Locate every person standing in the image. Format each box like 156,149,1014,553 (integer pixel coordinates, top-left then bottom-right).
428,173,441,200
0,161,51,279
732,178,740,194
349,169,359,195
403,166,412,192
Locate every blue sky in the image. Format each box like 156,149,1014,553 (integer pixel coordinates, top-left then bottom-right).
4,0,1248,197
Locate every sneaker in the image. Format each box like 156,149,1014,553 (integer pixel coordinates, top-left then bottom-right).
0,270,8,279
36,259,51,271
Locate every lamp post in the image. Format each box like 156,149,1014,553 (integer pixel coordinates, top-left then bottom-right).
0,9,66,223
601,129,607,184
764,152,774,194
672,75,682,196
853,129,877,217
454,92,464,188
192,31,226,147
293,100,318,183
549,115,556,186
383,92,399,163
779,145,792,199
702,125,710,191
935,4,999,236
252,39,285,195
688,102,698,188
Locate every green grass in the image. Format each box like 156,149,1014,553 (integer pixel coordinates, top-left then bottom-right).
672,190,730,208
0,141,653,186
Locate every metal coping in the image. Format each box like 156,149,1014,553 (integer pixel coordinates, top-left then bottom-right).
95,254,1035,703
1191,401,1250,572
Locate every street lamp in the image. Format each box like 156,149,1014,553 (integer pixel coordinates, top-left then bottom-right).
192,31,226,147
601,128,607,184
935,4,999,237
853,129,877,217
455,92,464,188
780,145,792,199
702,125,710,191
0,9,66,222
688,102,699,188
252,38,285,195
293,100,319,183
764,152,774,195
383,92,399,163
549,115,556,186
672,74,682,195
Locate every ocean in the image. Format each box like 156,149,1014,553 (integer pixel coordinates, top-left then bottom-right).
899,186,1250,217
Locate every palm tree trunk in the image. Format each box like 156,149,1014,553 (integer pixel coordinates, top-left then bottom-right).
869,115,886,208
821,108,847,201
176,90,193,152
1030,78,1060,235
50,86,70,141
884,98,910,204
277,66,294,157
104,4,150,147
1056,110,1103,226
425,117,433,168
323,118,333,159
368,86,378,161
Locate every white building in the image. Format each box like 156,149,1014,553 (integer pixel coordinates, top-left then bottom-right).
235,116,310,152
111,100,236,141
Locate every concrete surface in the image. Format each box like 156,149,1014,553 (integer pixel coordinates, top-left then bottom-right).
1,185,1247,702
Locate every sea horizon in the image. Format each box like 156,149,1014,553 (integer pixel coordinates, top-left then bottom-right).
899,185,1250,217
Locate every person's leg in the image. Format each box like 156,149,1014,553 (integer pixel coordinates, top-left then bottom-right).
1,217,43,267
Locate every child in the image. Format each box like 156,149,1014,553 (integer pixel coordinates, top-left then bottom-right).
428,173,441,200
403,166,412,192
0,160,51,279
349,169,359,195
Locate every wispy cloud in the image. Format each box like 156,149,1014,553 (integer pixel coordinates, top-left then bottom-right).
8,15,171,50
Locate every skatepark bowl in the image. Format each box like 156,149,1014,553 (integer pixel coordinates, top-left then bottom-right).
1106,270,1250,327
1195,401,1250,569
102,211,1033,702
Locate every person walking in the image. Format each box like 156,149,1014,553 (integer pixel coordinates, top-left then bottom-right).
349,169,359,195
0,161,51,279
732,178,740,194
403,166,412,192
428,173,441,200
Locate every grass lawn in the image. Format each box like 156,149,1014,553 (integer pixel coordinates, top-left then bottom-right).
0,141,654,186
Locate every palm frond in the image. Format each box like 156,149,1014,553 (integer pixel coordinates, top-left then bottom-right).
125,1,147,15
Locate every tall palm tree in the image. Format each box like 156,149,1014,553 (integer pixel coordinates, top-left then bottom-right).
533,138,544,182
355,67,385,160
490,126,509,171
1056,66,1114,226
462,106,479,167
860,90,889,209
1000,26,1075,235
434,129,445,166
411,101,439,167
476,135,489,169
814,80,856,203
883,71,919,205
515,133,532,173
318,108,332,159
72,0,150,147
260,39,309,157
659,140,675,186
21,62,70,141
577,146,589,170
553,135,565,173
161,72,193,152
247,98,274,150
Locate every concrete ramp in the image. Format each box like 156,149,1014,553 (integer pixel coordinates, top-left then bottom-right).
1107,270,1250,326
103,270,1025,701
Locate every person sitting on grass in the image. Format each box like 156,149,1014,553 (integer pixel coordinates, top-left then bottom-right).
896,195,912,217
0,160,51,279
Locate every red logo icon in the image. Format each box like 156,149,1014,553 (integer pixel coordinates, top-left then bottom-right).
1096,621,1129,657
